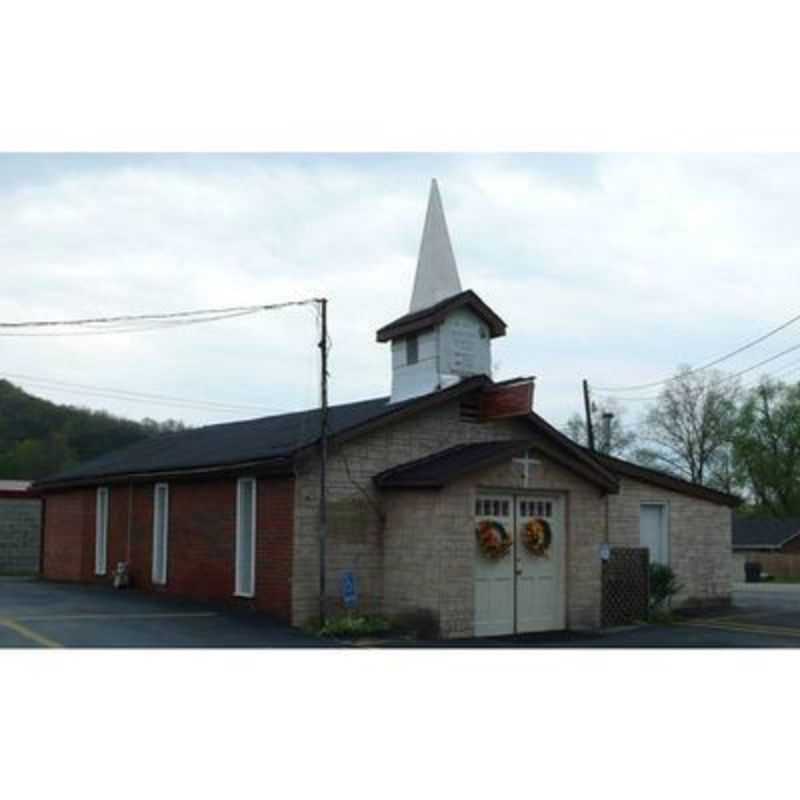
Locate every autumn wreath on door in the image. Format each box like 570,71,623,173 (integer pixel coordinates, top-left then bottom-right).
523,518,552,557
476,520,512,559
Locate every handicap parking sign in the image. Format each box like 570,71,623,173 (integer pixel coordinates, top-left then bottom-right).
341,571,358,609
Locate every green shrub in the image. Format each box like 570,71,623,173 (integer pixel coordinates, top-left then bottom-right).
318,614,391,638
649,563,683,612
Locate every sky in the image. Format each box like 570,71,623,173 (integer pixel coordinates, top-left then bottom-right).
2,152,800,430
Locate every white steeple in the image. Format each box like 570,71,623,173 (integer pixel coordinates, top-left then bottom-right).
409,179,462,312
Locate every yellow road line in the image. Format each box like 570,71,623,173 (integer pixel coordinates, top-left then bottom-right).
0,618,62,648
13,612,218,622
679,620,800,638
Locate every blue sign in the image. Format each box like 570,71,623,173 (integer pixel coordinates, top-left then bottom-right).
341,571,359,609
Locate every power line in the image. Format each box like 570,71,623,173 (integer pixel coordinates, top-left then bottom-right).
593,307,800,392
0,300,317,329
594,339,800,404
2,371,283,415
0,300,321,337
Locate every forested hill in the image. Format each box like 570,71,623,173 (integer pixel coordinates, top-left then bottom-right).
0,379,187,481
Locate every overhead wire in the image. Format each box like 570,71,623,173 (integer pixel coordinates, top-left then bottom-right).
1,297,324,416
592,307,800,392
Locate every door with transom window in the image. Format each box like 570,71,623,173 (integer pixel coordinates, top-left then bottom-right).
474,493,565,636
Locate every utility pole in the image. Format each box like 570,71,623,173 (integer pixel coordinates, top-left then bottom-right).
318,298,329,627
582,379,596,452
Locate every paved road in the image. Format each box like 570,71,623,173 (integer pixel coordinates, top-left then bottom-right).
3,579,800,647
732,581,800,610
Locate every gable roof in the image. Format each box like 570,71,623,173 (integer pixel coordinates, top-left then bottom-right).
375,289,507,343
374,440,535,489
34,376,492,490
732,516,800,550
591,451,741,508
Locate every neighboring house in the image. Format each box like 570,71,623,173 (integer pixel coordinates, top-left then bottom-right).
732,516,800,580
0,480,42,576
33,181,739,638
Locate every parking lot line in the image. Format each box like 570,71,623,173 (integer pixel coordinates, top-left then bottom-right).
0,618,62,648
12,612,218,622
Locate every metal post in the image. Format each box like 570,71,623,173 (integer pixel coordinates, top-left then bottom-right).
582,379,596,452
318,298,329,626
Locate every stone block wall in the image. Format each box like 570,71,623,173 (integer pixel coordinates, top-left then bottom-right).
0,497,42,575
607,478,732,606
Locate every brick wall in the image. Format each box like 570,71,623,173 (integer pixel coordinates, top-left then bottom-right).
0,497,43,575
380,455,607,638
41,476,294,620
291,396,609,633
291,397,544,628
607,478,732,606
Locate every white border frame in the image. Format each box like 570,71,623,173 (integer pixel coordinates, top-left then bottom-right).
235,477,257,598
94,486,109,576
151,482,169,585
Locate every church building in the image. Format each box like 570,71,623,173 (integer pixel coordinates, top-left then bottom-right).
36,180,737,638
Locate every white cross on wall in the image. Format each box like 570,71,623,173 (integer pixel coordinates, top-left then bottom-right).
513,450,541,488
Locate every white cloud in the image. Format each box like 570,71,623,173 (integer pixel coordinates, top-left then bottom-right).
2,154,800,430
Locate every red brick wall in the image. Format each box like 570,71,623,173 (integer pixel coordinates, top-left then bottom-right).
42,488,95,581
41,476,295,621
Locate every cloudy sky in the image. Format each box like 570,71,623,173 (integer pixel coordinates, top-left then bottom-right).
2,152,800,430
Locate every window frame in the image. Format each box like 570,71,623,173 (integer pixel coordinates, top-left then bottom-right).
235,477,257,598
151,482,170,585
95,487,109,576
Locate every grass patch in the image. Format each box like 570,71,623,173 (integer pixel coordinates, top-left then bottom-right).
318,614,392,639
767,576,800,584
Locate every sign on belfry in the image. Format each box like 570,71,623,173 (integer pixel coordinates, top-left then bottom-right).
342,571,359,609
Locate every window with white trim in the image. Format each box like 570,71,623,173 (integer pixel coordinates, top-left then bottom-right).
152,483,169,585
95,487,109,576
235,478,257,597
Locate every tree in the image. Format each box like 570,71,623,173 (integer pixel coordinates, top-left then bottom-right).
564,399,637,456
639,367,740,488
731,379,800,516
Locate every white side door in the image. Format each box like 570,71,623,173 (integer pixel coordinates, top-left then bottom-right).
515,496,565,633
474,495,515,636
640,503,668,565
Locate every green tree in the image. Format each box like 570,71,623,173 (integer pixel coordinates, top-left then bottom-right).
732,379,800,516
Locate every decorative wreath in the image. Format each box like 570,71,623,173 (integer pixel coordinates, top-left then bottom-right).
523,518,552,557
476,520,512,560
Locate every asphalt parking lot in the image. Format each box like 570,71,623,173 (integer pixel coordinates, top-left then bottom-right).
3,579,800,648
0,579,324,648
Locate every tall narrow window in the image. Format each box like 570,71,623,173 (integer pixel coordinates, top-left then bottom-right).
406,334,419,365
152,483,169,585
235,478,257,597
95,487,109,576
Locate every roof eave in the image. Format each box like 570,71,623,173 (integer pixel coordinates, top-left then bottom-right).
34,455,295,492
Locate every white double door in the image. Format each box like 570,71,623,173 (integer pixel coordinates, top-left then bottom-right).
474,493,565,636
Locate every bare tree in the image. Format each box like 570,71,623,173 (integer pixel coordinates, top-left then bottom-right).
563,399,637,456
639,367,740,486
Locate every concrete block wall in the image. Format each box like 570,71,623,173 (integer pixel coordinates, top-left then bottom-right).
0,497,43,575
291,396,536,627
607,478,733,605
381,455,606,638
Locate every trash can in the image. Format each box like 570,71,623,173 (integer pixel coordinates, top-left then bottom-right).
744,561,762,583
